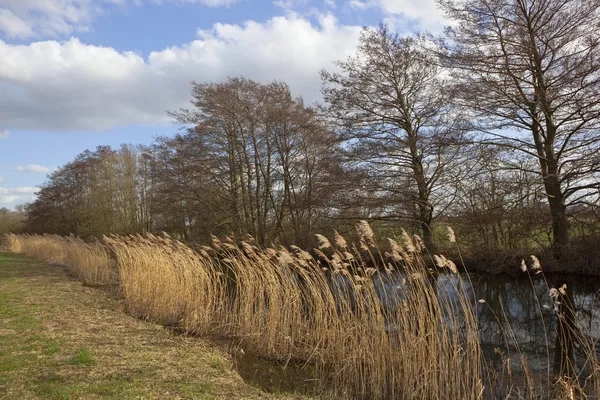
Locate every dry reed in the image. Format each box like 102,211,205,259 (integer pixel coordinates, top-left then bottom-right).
6,234,114,286
4,226,599,399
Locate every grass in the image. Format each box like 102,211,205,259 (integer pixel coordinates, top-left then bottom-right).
0,251,303,400
69,348,95,365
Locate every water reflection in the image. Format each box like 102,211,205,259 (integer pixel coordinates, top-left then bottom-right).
372,271,600,374
473,275,600,373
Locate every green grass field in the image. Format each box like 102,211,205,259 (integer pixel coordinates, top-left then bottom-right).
0,252,305,400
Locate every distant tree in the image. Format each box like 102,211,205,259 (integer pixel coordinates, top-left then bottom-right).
322,26,471,250
450,146,548,251
25,145,155,237
22,79,339,245
0,207,26,235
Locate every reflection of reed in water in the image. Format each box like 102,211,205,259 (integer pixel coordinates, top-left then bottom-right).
474,260,600,396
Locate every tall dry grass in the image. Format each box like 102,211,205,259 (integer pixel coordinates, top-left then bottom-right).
102,228,484,399
7,234,114,286
5,225,600,399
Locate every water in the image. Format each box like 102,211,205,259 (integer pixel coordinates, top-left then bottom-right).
239,271,600,397
472,274,600,373
373,271,600,374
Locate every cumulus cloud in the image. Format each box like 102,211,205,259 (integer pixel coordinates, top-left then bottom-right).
0,186,39,195
14,164,51,173
0,186,39,205
0,0,240,39
0,195,19,204
347,0,368,10
0,13,363,132
11,186,39,193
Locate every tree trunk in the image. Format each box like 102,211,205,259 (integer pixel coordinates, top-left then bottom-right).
547,186,569,260
420,215,435,253
408,130,436,253
540,129,574,378
543,120,570,260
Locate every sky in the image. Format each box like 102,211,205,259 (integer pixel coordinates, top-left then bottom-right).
0,0,447,208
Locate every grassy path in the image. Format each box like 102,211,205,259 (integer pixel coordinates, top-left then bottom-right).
0,252,303,400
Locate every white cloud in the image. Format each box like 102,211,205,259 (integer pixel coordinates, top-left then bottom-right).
347,0,368,10
0,0,240,39
0,8,33,38
379,0,445,23
12,186,39,193
0,195,20,204
0,186,39,205
273,0,311,10
14,164,51,173
0,13,363,132
0,129,8,138
0,0,100,39
348,0,447,32
0,186,39,194
273,0,337,13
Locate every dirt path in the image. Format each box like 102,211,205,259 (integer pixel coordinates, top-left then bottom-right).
0,252,304,400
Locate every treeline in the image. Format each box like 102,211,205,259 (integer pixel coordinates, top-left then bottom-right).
17,0,600,263
0,207,26,236
26,80,342,246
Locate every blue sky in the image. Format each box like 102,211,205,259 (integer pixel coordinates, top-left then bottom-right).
0,0,446,208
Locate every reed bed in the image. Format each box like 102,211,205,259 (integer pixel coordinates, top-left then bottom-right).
7,234,114,286
5,225,600,399
103,230,484,398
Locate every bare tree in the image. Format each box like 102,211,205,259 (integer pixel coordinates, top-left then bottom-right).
322,26,471,250
438,0,600,259
438,0,600,378
25,145,156,237
451,146,548,251
168,78,339,245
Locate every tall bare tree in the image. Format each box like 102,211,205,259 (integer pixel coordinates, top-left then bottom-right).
438,0,600,377
438,0,600,258
322,26,470,250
